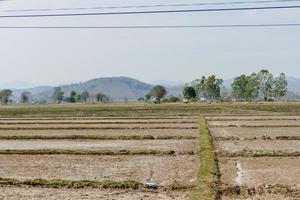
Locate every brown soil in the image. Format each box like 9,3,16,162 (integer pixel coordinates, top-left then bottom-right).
0,186,190,200
222,194,298,200
208,120,300,127
0,123,198,129
0,116,198,120
0,129,197,138
214,140,300,153
0,119,198,124
0,155,198,186
210,127,300,139
219,157,300,186
207,115,300,121
0,139,198,152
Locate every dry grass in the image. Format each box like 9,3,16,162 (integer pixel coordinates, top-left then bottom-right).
0,149,195,155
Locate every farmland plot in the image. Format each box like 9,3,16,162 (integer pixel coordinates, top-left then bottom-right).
0,113,200,199
207,115,300,200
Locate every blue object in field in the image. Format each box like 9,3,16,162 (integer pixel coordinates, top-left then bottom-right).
145,182,158,189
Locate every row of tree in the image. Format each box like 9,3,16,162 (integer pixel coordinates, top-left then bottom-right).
182,69,288,102
231,70,287,101
0,87,110,104
143,69,288,103
52,87,110,103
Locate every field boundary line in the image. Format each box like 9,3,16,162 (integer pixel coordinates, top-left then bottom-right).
0,149,195,156
0,135,197,140
0,127,198,130
218,150,300,157
219,183,300,198
0,177,195,191
191,115,220,200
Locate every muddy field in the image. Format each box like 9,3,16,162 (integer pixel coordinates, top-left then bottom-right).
0,110,200,199
219,157,300,186
222,195,298,200
0,139,197,152
208,120,300,127
206,115,300,121
0,123,198,129
0,186,190,200
208,114,300,200
0,129,198,138
215,140,300,153
0,155,198,186
210,127,300,139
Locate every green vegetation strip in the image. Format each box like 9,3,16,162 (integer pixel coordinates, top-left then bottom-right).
0,135,197,140
0,121,197,125
0,178,140,189
191,115,220,200
0,177,194,191
0,127,198,130
0,149,195,156
210,125,300,128
206,118,300,121
219,184,300,198
218,150,300,157
0,117,198,120
214,136,300,141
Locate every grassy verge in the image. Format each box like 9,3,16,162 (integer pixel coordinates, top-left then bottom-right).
0,149,195,156
218,150,300,157
220,184,300,198
0,135,197,140
214,136,300,141
191,115,220,200
0,121,197,125
0,178,140,189
0,177,195,191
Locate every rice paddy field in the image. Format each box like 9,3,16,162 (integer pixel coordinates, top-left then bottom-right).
0,102,299,199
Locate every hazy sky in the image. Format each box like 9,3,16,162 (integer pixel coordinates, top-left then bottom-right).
0,0,299,86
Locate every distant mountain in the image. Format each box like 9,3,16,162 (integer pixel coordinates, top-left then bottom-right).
287,77,300,94
7,76,300,102
11,77,154,101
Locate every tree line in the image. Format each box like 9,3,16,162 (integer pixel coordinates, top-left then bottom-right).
143,69,288,103
0,69,290,104
51,87,110,103
0,87,110,104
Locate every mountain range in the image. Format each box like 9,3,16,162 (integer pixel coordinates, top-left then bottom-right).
4,76,300,102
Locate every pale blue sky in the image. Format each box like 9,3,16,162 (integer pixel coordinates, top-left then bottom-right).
0,0,299,86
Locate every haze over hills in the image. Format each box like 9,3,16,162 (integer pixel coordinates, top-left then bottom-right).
5,76,300,102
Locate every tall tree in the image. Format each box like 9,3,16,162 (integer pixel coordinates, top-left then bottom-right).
150,85,167,101
0,89,13,104
69,91,77,103
95,92,109,103
183,85,196,100
231,75,248,100
245,73,260,101
205,75,223,100
20,92,31,104
258,69,274,100
192,76,206,99
80,91,90,103
273,73,288,98
52,87,64,102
